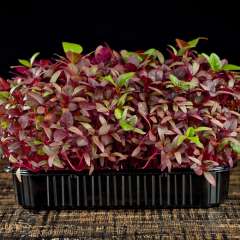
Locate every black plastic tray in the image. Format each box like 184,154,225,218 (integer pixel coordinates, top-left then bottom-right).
7,167,230,209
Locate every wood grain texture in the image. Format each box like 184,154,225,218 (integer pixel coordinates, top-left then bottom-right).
0,161,239,239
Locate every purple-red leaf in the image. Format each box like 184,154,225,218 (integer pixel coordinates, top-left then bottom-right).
68,126,83,136
60,111,74,127
18,115,29,129
28,92,44,104
99,124,111,135
94,46,112,63
16,168,22,182
92,135,105,152
83,152,91,166
53,129,67,142
203,172,216,186
131,146,141,157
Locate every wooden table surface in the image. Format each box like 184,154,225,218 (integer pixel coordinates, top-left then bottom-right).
0,162,239,239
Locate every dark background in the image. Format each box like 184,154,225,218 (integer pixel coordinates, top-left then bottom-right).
0,0,239,77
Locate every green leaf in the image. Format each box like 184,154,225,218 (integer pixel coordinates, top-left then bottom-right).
52,156,64,168
177,48,186,56
222,64,240,71
187,37,207,48
119,119,134,131
168,45,178,55
43,91,53,97
144,48,157,56
117,93,128,106
62,42,83,54
0,120,9,129
219,138,240,153
102,75,117,87
35,115,44,129
120,50,130,61
194,126,212,132
48,154,57,167
156,51,165,64
32,140,43,145
178,37,207,56
201,53,210,61
30,52,40,65
119,119,145,135
169,74,198,90
185,127,195,137
50,70,62,83
209,53,222,71
133,53,143,62
177,135,186,146
133,128,146,135
42,145,56,156
37,148,45,156
127,115,138,126
230,142,240,154
114,108,123,120
121,108,128,121
144,48,164,64
0,91,10,100
188,136,204,148
121,50,143,62
18,59,31,68
117,72,135,87
218,138,230,150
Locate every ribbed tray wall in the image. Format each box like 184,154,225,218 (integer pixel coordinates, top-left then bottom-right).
12,169,230,209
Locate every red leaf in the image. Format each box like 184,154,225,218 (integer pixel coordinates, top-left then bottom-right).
53,129,67,142
92,135,105,152
43,127,52,139
83,152,91,166
28,92,44,104
37,106,45,114
138,102,148,116
204,172,216,187
0,77,10,90
94,46,112,63
48,154,56,167
210,118,224,128
68,126,83,136
174,151,182,164
60,111,74,127
15,66,28,75
131,146,141,157
18,115,29,129
99,124,111,135
16,168,22,182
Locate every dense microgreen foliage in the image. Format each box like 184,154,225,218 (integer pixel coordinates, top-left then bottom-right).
0,39,240,186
